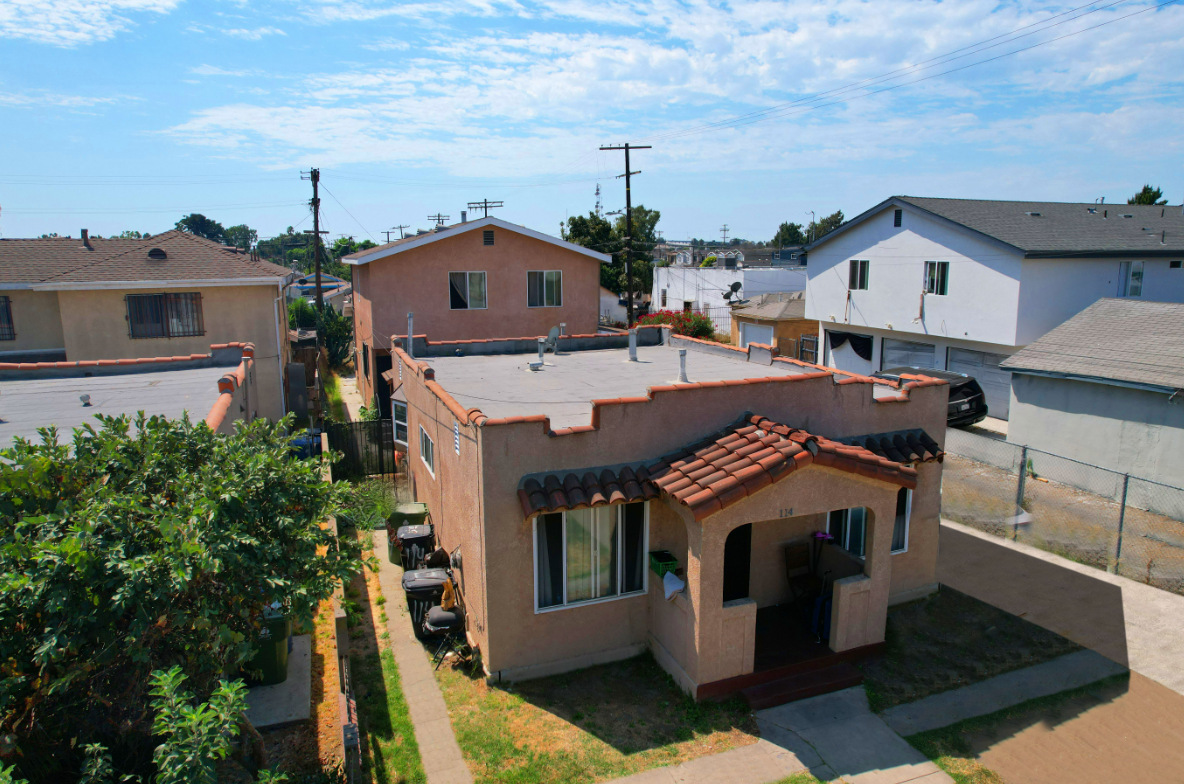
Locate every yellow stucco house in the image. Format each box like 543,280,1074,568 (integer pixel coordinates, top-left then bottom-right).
0,230,294,421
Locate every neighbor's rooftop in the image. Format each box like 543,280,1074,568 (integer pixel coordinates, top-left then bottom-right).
417,339,901,429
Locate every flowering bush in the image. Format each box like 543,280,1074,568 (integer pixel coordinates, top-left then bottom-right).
637,310,716,339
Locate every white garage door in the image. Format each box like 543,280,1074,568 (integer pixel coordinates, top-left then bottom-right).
882,338,936,370
739,322,774,349
948,348,1012,419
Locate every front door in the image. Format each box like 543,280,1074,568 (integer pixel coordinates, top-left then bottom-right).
723,523,752,602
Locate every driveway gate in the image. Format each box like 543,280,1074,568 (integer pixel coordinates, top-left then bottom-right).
326,419,396,480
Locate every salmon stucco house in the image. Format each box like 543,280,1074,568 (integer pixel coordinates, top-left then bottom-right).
388,326,948,705
343,216,609,417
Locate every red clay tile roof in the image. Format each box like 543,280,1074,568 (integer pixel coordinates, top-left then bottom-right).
518,414,921,521
1,230,290,285
518,466,660,518
841,429,943,464
648,415,919,521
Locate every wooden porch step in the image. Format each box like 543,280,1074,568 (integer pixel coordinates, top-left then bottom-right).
741,661,864,711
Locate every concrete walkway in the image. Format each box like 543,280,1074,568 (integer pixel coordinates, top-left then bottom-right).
940,520,1184,696
373,529,473,784
604,738,831,784
339,374,365,420
881,649,1127,737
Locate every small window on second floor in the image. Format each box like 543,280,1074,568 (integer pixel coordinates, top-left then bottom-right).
924,261,949,295
0,296,14,341
528,270,562,307
1118,261,1143,297
393,401,408,445
848,259,869,291
450,271,487,310
660,288,667,307
893,209,902,227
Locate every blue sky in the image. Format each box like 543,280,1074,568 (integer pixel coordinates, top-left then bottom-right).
1,0,1181,244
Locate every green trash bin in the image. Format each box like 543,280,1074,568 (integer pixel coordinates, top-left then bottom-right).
246,605,291,686
387,503,431,565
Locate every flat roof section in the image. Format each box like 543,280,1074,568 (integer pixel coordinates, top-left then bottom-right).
423,344,831,429
0,365,227,449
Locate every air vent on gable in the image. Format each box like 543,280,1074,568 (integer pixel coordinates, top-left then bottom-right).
483,230,494,246
147,248,167,259
1121,214,1134,218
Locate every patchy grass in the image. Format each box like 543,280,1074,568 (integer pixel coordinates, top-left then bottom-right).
339,478,399,531
905,673,1130,784
434,653,757,784
324,371,349,422
860,586,1082,713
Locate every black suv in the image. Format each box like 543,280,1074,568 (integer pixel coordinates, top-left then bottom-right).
874,366,989,428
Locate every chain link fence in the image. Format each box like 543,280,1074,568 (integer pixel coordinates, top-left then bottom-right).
942,428,1184,595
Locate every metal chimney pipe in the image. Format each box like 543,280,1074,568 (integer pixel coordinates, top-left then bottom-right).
461,210,468,223
537,336,546,363
81,229,91,249
560,322,566,336
678,349,689,383
628,328,638,362
407,312,415,359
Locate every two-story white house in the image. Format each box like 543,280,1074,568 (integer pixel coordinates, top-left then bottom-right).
804,196,1184,418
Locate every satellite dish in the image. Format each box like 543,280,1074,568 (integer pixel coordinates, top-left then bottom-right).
722,281,742,300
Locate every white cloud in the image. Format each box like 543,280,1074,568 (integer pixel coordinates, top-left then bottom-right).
0,0,181,46
0,90,124,107
223,25,285,39
189,64,264,77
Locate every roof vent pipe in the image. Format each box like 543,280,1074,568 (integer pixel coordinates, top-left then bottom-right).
628,328,638,362
81,229,91,249
559,322,566,336
461,210,467,223
678,349,689,383
537,336,546,364
407,312,415,359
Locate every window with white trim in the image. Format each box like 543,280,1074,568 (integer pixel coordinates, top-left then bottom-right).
534,502,647,611
892,488,911,554
528,270,563,308
848,259,869,291
449,271,487,310
1118,261,1143,297
828,507,866,557
393,401,408,445
419,426,435,475
924,261,949,296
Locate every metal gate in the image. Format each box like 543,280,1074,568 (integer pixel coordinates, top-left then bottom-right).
326,419,396,480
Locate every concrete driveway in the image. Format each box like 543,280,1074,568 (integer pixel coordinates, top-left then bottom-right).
939,521,1184,696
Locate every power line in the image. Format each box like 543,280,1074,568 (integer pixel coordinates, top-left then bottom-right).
320,184,376,243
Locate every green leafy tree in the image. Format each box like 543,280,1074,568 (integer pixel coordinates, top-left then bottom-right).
806,210,845,242
175,214,226,242
565,207,659,298
1128,185,1167,205
317,305,354,369
0,414,356,778
224,225,258,251
772,221,805,246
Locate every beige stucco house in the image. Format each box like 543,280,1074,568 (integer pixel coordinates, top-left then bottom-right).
343,216,609,417
0,230,294,422
389,326,948,705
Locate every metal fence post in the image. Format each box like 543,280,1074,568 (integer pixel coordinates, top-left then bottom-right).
1014,445,1028,540
1113,473,1130,573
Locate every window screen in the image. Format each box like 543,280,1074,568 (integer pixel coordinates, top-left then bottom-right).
419,426,435,474
0,296,13,341
449,271,487,309
393,401,408,444
848,259,869,290
924,261,949,295
1118,261,1144,297
126,293,204,339
535,501,647,609
528,270,563,307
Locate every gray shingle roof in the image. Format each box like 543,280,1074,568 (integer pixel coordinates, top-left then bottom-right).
898,197,1184,256
1001,298,1184,391
732,291,806,321
0,230,290,286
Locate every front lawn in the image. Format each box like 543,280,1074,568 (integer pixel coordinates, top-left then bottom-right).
434,653,757,784
860,586,1082,712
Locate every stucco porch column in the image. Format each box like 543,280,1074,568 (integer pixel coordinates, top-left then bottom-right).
830,487,898,652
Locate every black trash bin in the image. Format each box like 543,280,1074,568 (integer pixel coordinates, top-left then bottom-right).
394,523,435,571
402,568,449,639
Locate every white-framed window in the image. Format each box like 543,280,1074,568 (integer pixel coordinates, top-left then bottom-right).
924,261,949,296
528,270,563,308
449,271,487,310
828,507,866,557
848,259,869,291
892,488,912,554
1118,261,1143,297
419,425,435,476
533,501,648,612
393,401,408,445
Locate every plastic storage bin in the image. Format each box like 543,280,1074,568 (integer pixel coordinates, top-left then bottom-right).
649,550,679,578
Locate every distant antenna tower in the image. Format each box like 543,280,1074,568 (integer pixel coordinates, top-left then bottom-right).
720,224,730,244
595,184,603,218
428,213,450,226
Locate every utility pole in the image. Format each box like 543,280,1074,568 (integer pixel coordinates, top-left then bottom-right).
807,210,816,244
383,225,409,242
599,142,651,327
301,168,328,311
720,224,729,244
428,213,450,226
467,199,504,218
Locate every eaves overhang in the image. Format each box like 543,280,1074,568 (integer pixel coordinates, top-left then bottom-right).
1007,366,1183,396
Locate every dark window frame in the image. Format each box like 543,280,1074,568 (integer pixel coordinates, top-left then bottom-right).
893,209,903,227
527,270,563,308
125,292,205,339
848,259,869,291
0,296,14,341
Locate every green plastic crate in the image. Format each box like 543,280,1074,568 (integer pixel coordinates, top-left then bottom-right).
649,550,679,578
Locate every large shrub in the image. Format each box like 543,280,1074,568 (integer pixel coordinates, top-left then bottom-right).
0,414,357,779
637,309,716,340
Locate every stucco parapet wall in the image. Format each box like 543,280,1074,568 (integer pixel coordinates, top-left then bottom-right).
393,324,668,358
0,342,255,380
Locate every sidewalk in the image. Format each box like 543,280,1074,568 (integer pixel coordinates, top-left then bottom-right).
339,374,365,420
939,520,1184,696
373,529,473,784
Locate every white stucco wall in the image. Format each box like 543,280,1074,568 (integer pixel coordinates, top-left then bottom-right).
819,324,1020,374
653,266,808,312
1008,373,1184,489
805,204,1025,347
599,288,628,323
